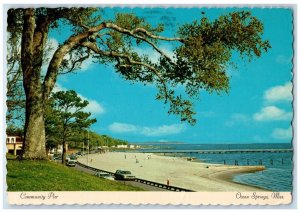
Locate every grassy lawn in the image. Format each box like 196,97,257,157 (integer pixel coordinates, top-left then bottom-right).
6,159,143,191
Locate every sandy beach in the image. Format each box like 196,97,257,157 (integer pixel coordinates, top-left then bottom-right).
78,152,267,191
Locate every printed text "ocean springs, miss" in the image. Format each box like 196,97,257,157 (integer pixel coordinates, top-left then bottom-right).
236,192,284,200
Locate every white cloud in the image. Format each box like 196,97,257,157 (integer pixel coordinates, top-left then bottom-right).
141,124,185,137
135,45,175,64
225,113,249,127
43,38,94,73
45,38,59,61
63,52,94,72
77,94,105,115
108,122,185,137
52,83,67,93
108,122,138,133
253,106,292,122
81,58,94,71
272,127,292,140
42,38,60,75
264,82,293,102
52,83,105,115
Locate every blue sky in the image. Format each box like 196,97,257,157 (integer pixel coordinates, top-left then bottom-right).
48,7,293,144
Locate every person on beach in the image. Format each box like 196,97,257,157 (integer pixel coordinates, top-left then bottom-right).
167,178,170,186
124,154,126,159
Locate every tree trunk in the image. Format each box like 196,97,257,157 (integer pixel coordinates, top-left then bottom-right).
22,94,47,159
62,140,66,165
19,9,99,159
21,9,48,159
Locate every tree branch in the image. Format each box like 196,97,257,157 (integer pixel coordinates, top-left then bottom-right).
81,41,171,101
43,21,182,99
104,22,185,64
42,23,106,98
59,51,91,75
105,23,185,43
21,8,35,91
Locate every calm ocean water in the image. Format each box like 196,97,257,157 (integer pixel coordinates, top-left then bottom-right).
136,143,293,191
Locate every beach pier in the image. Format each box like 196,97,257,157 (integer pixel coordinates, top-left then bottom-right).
141,148,293,155
143,148,292,167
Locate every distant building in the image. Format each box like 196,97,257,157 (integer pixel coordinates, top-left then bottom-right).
129,145,135,149
49,144,68,154
116,145,127,149
6,136,23,155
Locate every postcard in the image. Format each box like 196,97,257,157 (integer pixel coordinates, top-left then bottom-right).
5,5,294,206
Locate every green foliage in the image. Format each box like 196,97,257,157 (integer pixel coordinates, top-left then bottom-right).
97,11,271,125
106,13,164,51
6,10,24,127
154,11,270,124
58,7,101,30
45,90,97,149
7,9,23,39
6,125,24,137
177,11,270,59
7,8,271,128
73,131,128,149
6,160,142,191
44,99,61,149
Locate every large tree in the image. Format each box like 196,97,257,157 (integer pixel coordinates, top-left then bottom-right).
7,8,270,159
45,90,96,164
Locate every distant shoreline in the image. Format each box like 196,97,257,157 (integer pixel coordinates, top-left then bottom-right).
78,152,268,191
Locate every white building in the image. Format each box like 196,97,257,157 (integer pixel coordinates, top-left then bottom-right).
6,136,23,155
129,145,135,149
116,144,127,148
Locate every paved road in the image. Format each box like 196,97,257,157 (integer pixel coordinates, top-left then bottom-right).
72,163,168,191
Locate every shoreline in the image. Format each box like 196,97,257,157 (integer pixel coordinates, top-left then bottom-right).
78,152,268,191
151,152,268,191
206,165,266,191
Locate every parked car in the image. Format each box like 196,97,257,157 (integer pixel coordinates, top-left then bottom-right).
66,154,77,162
114,170,135,180
70,154,77,160
52,154,62,160
94,172,115,181
66,159,76,167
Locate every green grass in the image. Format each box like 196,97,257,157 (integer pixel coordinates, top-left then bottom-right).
6,159,143,191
